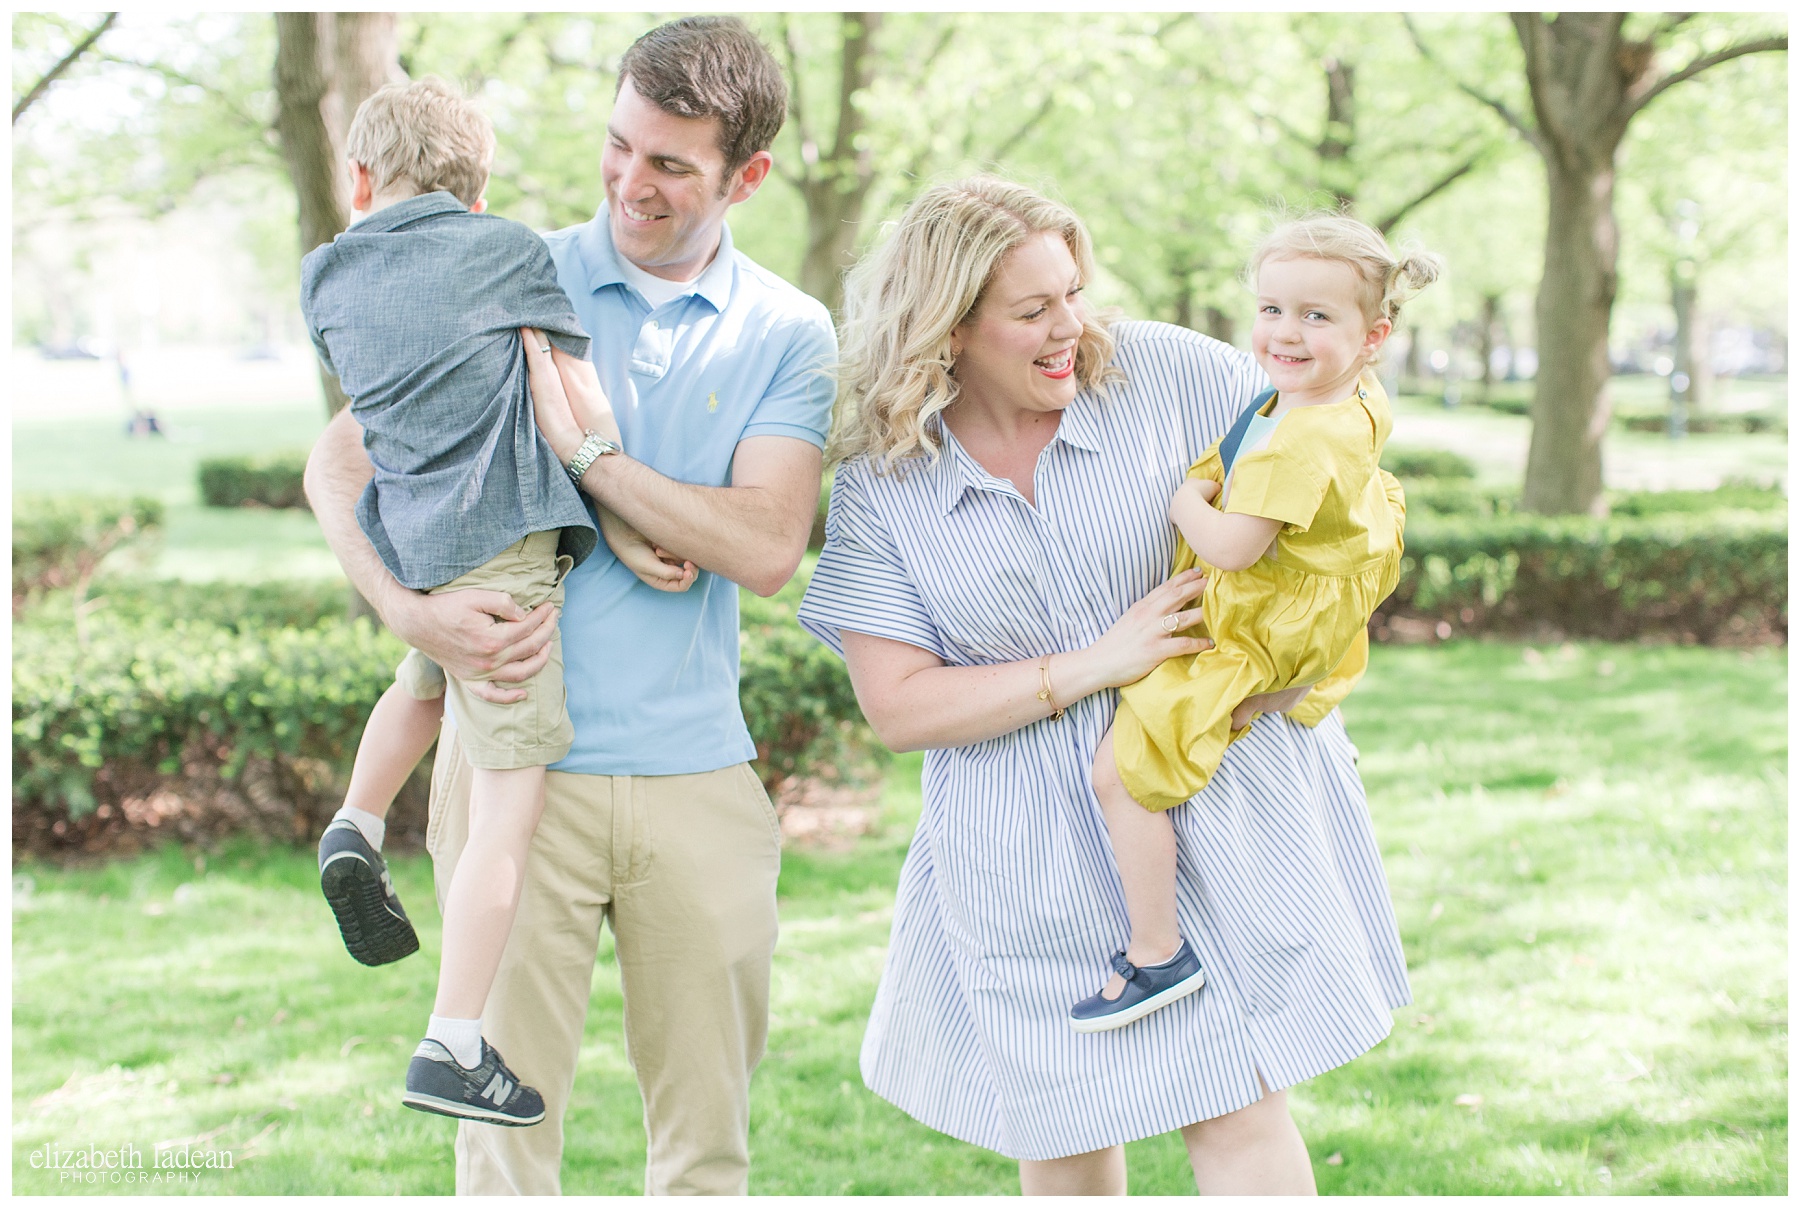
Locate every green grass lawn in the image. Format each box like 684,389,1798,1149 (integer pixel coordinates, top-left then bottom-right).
13,404,345,584
12,641,1784,1195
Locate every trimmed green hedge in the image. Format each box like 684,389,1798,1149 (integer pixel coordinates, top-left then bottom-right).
197,452,311,510
1382,448,1476,480
1382,512,1786,644
14,579,878,830
13,495,163,605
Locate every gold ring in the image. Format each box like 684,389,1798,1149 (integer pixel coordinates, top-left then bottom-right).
1162,614,1179,634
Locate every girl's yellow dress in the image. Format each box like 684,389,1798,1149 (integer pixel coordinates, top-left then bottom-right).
1114,375,1407,812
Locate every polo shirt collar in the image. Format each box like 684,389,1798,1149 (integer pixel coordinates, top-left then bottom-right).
350,190,467,234
578,205,736,312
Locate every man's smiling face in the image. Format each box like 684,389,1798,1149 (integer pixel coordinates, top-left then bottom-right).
602,77,754,282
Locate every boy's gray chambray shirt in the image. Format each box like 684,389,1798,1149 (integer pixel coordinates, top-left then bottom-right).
301,191,598,589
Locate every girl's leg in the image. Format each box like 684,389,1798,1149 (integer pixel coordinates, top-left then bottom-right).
1019,1144,1126,1196
1179,1079,1316,1196
1091,727,1182,997
433,766,548,1021
341,683,445,826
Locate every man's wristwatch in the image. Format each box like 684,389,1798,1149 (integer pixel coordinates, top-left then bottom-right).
564,430,621,484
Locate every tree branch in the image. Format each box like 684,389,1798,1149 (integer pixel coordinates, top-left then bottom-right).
1628,34,1788,117
1374,146,1492,233
13,12,118,124
94,52,268,135
777,13,813,161
1404,13,1544,155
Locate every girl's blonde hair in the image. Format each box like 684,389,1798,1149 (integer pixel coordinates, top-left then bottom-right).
1249,213,1442,350
829,175,1121,470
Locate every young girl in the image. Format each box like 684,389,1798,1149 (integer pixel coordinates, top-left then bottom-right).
1070,214,1440,1032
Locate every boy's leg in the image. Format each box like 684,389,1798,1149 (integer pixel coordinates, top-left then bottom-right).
341,677,446,830
432,765,547,1022
320,679,443,966
1091,727,1182,997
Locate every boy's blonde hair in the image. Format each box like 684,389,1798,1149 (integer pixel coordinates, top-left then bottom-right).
1249,213,1442,336
831,175,1121,471
345,77,494,208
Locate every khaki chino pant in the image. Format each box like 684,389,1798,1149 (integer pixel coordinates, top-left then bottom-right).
426,722,782,1195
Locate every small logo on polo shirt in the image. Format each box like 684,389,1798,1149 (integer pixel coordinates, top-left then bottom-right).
707,391,719,413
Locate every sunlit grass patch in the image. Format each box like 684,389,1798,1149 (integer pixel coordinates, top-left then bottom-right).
11,642,1784,1194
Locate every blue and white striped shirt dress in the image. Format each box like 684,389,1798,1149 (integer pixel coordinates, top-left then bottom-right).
797,322,1411,1162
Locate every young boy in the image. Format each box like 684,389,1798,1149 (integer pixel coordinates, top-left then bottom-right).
302,77,691,1125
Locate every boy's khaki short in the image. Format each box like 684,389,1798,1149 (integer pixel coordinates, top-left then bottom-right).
394,529,574,770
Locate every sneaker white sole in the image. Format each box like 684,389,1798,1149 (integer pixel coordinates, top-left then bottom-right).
1068,967,1207,1034
400,1090,544,1127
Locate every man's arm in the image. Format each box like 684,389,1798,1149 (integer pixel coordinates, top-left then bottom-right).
302,407,557,697
526,340,821,598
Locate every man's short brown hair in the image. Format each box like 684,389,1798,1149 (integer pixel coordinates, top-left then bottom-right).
345,77,494,208
617,16,787,172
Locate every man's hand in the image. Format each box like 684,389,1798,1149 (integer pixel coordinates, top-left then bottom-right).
599,508,697,592
387,588,558,705
1231,683,1312,731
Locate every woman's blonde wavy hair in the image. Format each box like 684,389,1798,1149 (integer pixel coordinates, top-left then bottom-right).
828,175,1121,471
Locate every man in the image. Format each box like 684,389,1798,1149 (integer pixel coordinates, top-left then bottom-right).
303,16,835,1195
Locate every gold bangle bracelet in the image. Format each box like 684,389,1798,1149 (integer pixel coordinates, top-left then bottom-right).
1037,656,1065,721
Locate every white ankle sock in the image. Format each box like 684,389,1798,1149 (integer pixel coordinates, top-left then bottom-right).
426,1015,483,1069
334,805,386,851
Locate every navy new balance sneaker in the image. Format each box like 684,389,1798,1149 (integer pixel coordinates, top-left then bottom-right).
318,819,419,966
402,1038,545,1127
1068,939,1206,1033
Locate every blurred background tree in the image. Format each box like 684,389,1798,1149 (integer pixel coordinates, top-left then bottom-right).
11,11,1788,503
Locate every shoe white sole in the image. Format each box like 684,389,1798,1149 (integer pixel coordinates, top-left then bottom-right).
1068,967,1207,1034
400,1090,545,1127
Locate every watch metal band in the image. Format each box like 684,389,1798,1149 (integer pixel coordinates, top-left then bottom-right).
564,430,620,484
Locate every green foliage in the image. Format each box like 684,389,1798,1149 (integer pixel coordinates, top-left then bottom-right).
197,451,311,510
11,493,163,603
1402,478,1514,518
1609,481,1786,517
12,576,879,829
1388,512,1786,643
12,615,404,821
1383,447,1477,480
740,583,882,795
1618,410,1786,436
21,577,347,633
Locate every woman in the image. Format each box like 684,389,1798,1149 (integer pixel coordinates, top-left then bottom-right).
795,177,1411,1195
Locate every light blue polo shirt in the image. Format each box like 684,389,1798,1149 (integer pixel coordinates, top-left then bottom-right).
540,207,837,776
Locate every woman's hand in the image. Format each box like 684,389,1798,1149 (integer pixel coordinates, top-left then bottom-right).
1070,568,1212,690
598,507,697,592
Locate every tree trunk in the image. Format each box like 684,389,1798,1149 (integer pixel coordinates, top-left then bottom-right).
273,12,402,419
1477,292,1501,401
1522,162,1615,515
793,13,881,314
1319,55,1355,209
1204,305,1235,346
1670,270,1710,416
273,12,401,622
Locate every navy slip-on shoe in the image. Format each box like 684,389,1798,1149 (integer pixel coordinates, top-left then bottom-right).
402,1038,546,1127
1068,939,1206,1033
319,819,420,967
